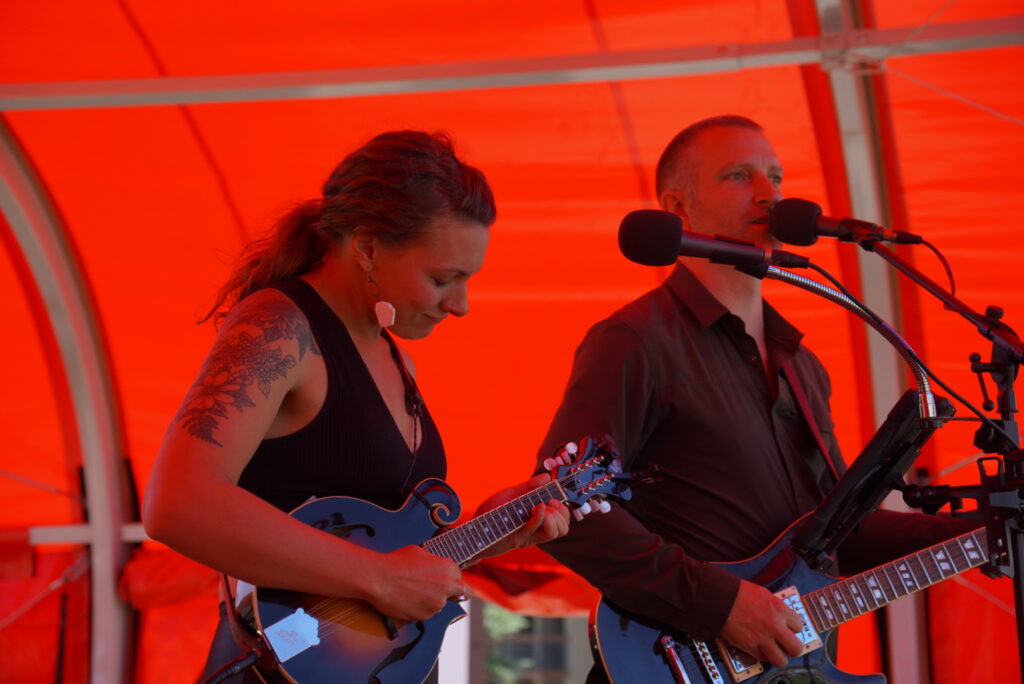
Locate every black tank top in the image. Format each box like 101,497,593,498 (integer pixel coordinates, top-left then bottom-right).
237,278,446,513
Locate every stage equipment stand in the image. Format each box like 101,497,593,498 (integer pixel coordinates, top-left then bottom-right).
824,224,1023,674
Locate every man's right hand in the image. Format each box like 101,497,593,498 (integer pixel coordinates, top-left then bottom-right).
720,579,805,668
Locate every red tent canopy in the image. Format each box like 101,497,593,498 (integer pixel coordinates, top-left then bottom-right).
2,1,1022,682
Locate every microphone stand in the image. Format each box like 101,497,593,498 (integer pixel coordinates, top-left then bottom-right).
738,265,950,572
841,230,1024,672
753,266,939,418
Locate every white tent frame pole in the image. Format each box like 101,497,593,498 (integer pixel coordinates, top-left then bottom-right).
0,16,1020,110
815,2,929,682
0,123,129,684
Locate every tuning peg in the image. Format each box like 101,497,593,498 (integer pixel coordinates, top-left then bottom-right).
543,455,568,471
545,442,579,471
579,502,592,516
597,500,612,514
572,508,586,522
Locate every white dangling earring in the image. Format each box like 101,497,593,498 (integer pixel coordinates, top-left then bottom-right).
375,300,396,328
367,273,396,328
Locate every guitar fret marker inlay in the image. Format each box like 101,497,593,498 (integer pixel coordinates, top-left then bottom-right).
849,583,867,612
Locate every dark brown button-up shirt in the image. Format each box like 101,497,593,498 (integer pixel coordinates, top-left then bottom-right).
538,264,974,639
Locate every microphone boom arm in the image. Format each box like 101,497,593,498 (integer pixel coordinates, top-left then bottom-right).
742,265,951,571
847,237,1019,457
854,239,1024,364
758,266,938,420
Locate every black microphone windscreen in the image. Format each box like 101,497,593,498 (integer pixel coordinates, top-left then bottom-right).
618,210,682,266
769,198,822,246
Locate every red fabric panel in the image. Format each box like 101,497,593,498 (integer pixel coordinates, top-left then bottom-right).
0,0,796,83
132,587,219,684
0,211,83,530
0,528,34,580
835,614,883,678
874,0,1022,26
883,44,1024,684
465,547,598,617
119,546,218,610
928,574,1016,683
0,551,90,684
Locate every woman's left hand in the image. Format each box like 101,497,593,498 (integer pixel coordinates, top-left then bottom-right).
470,474,571,561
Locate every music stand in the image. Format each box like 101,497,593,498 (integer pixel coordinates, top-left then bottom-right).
792,388,954,572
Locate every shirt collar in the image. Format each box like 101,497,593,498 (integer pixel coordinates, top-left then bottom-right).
764,300,804,355
664,262,805,350
664,263,729,329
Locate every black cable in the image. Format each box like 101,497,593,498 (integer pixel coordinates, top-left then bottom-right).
54,590,67,684
202,651,261,684
921,239,956,296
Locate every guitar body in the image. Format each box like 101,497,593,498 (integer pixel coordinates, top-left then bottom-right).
592,525,886,684
250,478,464,684
235,438,638,683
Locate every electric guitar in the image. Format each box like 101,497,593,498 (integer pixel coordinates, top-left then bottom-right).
239,437,636,684
591,515,987,684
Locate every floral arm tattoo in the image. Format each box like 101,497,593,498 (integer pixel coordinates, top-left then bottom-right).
175,297,320,447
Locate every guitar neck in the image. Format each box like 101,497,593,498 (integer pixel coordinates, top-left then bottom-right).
422,480,566,567
804,527,987,633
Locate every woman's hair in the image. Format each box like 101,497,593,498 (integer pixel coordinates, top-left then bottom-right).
203,130,496,323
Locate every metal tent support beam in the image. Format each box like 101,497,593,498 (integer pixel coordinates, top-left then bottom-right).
0,16,1020,110
0,121,130,684
815,1,929,682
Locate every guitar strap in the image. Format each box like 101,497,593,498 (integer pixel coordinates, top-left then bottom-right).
218,573,277,674
781,360,841,490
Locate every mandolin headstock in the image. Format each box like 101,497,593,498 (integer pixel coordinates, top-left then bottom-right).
546,435,656,520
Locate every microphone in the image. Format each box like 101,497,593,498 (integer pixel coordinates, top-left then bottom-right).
769,198,924,246
619,209,810,269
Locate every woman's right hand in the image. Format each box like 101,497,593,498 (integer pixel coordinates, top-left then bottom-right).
363,546,466,622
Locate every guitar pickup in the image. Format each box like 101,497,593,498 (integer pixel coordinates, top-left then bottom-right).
715,639,763,683
776,586,823,655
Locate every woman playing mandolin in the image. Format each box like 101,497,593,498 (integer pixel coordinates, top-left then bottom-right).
143,130,570,683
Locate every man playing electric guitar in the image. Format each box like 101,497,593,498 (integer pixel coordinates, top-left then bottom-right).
535,116,980,682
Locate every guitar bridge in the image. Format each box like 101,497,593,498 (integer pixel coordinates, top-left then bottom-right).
656,633,728,684
689,637,725,684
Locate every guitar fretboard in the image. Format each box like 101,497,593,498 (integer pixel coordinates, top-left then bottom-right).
803,527,987,633
422,481,566,567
